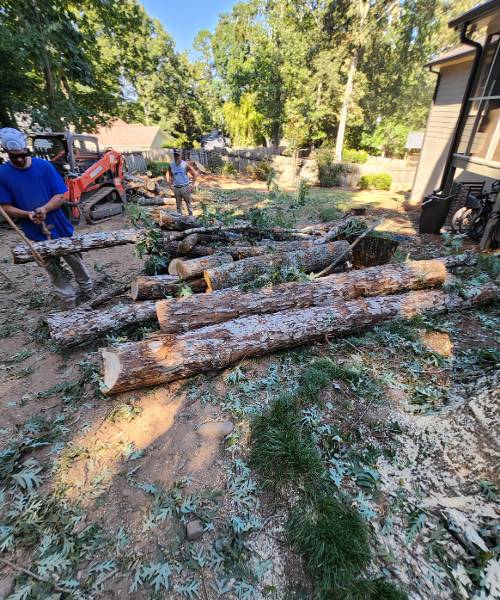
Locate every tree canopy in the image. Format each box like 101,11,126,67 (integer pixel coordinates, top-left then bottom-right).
0,0,478,153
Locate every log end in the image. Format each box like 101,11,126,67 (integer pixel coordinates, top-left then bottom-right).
102,349,121,395
203,270,214,293
130,279,140,301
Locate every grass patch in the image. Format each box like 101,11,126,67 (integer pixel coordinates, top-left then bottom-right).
346,579,408,600
319,206,342,222
250,394,323,490
297,357,339,403
288,491,371,597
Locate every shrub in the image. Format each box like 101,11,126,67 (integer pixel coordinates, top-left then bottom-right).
312,147,348,187
207,152,224,174
147,161,169,177
246,160,273,181
358,173,392,191
221,161,237,176
342,148,369,164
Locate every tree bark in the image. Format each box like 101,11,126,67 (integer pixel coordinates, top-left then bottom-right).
131,275,206,301
158,210,203,230
204,241,351,291
157,258,453,334
102,283,497,395
335,48,359,162
46,301,157,348
137,198,172,206
11,229,141,264
177,254,234,280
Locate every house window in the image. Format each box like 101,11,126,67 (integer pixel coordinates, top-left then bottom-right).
457,32,500,162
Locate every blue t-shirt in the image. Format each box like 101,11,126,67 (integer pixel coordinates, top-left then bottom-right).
0,157,74,241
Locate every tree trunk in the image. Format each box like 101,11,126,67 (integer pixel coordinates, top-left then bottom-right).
204,241,351,291
137,198,172,206
102,283,497,395
158,210,203,230
46,301,157,348
178,233,215,254
168,258,188,276
11,229,141,264
335,48,359,162
131,275,206,301
157,258,454,334
177,254,234,280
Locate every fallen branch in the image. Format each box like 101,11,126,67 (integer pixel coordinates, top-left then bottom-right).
0,557,68,594
315,220,382,277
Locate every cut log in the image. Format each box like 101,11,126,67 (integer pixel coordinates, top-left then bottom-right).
46,301,157,348
131,275,179,301
137,197,171,206
157,258,455,334
168,257,188,276
102,283,497,394
159,211,203,230
131,275,206,300
178,233,206,254
11,229,141,264
177,254,234,280
146,180,158,193
204,240,351,291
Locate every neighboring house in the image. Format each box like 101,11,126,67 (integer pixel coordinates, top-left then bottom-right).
94,119,166,152
200,129,230,150
411,0,500,203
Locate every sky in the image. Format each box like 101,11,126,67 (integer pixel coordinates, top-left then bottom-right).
140,0,239,55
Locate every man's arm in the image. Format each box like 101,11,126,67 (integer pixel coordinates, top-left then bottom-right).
166,166,173,187
33,194,65,224
187,164,197,188
0,203,36,221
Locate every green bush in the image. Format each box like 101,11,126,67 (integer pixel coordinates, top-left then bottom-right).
207,152,224,173
358,173,392,191
246,160,273,181
342,148,369,164
146,161,169,177
221,161,237,176
312,147,348,187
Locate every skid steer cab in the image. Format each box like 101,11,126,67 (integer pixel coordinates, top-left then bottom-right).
29,132,127,224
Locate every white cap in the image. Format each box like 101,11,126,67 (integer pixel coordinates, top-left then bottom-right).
0,128,27,151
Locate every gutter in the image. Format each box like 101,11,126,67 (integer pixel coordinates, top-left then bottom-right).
428,66,441,103
440,24,483,192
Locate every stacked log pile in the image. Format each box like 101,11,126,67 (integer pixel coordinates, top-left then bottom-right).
102,280,497,395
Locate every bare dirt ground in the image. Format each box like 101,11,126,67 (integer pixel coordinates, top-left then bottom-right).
0,175,498,600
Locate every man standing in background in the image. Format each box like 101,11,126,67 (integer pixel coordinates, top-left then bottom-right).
0,128,93,309
166,149,197,216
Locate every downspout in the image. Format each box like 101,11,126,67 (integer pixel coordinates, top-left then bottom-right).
429,66,441,103
440,24,483,193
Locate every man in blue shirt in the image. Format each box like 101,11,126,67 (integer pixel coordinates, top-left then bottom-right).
0,128,92,309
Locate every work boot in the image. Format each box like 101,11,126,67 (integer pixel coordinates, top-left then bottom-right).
61,297,77,310
78,287,94,303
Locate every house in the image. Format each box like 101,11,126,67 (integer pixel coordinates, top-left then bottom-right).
94,119,166,152
200,129,230,150
411,0,500,203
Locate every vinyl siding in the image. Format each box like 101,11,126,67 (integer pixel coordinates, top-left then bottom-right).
410,60,472,202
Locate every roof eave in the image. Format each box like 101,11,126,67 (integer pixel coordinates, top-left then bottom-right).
448,0,500,30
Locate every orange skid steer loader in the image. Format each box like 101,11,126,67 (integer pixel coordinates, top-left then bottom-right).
29,132,127,224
